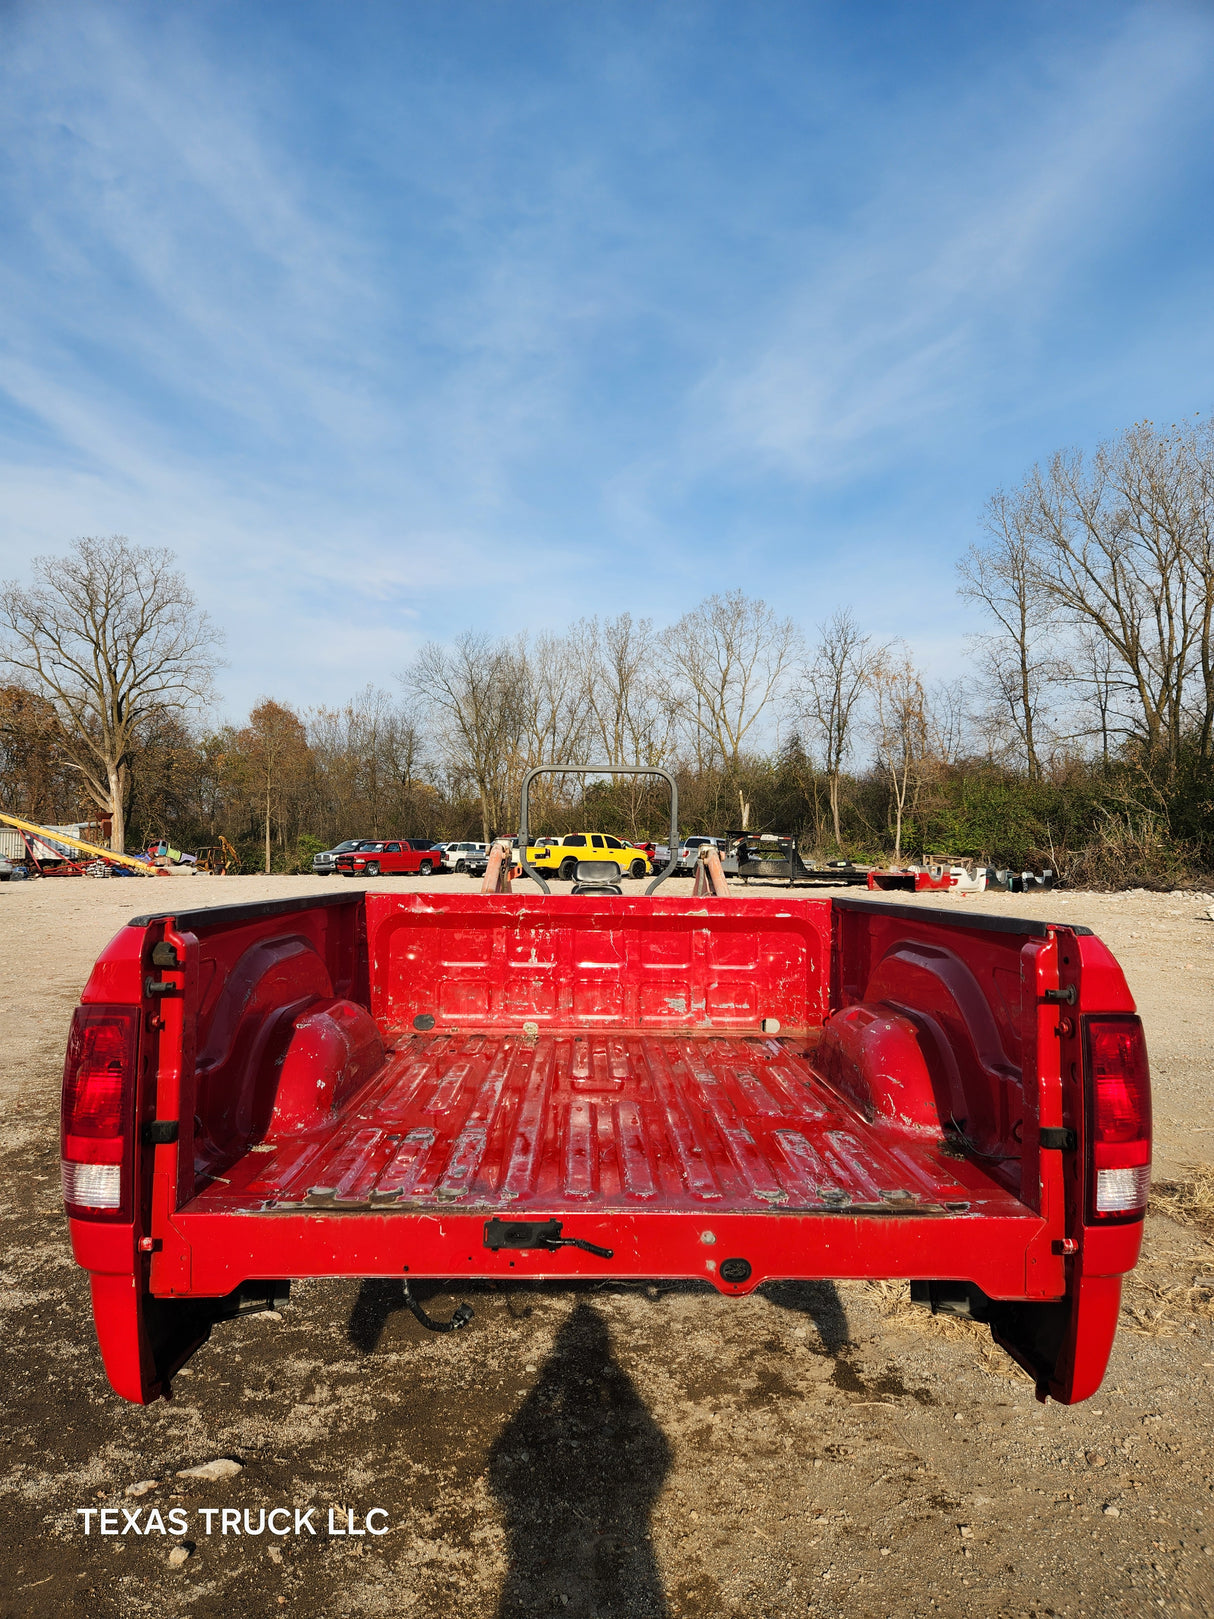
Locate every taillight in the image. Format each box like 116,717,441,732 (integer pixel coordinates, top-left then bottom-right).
1084,1015,1151,1223
61,1006,140,1221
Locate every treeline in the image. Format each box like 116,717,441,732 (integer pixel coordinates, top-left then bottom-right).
2,672,1206,890
0,683,436,871
1,418,1212,885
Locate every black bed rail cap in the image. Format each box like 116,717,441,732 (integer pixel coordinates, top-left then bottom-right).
127,888,365,932
832,896,1091,938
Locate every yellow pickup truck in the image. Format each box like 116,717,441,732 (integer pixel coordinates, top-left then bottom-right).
525,833,651,881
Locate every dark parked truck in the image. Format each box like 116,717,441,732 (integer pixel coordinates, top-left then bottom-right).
61,889,1149,1405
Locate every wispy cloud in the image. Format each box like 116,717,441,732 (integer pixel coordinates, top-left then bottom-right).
1,2,1212,710
690,7,1214,483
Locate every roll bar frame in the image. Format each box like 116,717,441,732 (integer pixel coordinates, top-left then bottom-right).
517,765,679,896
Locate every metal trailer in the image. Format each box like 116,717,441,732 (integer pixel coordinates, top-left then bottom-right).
723,832,870,887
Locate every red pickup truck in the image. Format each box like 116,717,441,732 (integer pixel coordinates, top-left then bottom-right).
334,839,441,877
61,888,1149,1405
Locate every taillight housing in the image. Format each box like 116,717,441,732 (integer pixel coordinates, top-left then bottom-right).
1084,1014,1151,1223
61,1006,140,1221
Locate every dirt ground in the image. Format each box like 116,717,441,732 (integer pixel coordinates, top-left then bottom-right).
2,870,1213,1619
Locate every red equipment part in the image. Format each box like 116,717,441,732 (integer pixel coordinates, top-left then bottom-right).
866,866,955,892
20,827,87,876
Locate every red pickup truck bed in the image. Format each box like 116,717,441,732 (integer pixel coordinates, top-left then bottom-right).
61,890,1150,1407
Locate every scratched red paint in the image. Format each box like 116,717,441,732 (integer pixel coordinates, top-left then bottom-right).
193,1031,1009,1216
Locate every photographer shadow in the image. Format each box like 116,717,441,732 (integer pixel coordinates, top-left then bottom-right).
488,1301,671,1618
760,1278,851,1353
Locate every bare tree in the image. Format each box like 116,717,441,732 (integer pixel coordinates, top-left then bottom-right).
310,685,425,838
573,613,673,768
867,646,929,862
1181,418,1214,757
517,632,591,766
797,608,875,845
1068,627,1122,767
659,592,799,772
568,614,677,835
404,632,526,845
1023,419,1214,772
927,677,969,767
958,487,1063,779
0,536,221,851
507,631,591,828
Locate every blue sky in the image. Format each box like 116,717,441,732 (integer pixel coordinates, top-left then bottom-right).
2,1,1213,718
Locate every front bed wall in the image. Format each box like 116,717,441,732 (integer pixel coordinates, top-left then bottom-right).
365,893,834,1037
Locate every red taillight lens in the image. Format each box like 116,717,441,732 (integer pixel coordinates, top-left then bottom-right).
61,1006,140,1220
1085,1015,1151,1223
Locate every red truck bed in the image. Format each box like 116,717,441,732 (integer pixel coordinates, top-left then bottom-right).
62,889,1150,1407
196,1030,1017,1218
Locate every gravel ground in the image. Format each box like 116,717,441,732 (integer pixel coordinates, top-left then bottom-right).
1,871,1212,1619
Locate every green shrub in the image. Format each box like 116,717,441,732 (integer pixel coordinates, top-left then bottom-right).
274,833,327,875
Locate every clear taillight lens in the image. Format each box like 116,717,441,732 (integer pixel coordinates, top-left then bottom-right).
61,1006,140,1221
61,1161,123,1209
1085,1015,1151,1223
1094,1164,1152,1214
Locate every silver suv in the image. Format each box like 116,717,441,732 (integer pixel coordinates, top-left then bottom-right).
654,834,728,874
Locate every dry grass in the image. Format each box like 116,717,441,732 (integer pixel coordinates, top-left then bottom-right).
861,1279,988,1342
1118,1173,1214,1334
862,1226,1214,1353
1060,810,1201,891
1122,1269,1214,1336
859,1281,1026,1378
1150,1165,1214,1237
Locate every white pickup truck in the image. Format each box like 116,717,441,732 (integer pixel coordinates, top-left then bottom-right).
441,842,488,874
